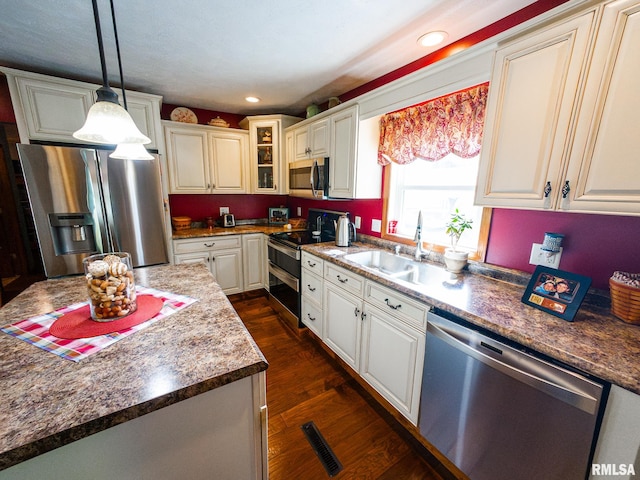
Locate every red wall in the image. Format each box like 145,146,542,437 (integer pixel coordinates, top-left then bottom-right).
487,209,640,290
286,197,384,236
160,103,245,129
169,194,289,221
0,77,16,123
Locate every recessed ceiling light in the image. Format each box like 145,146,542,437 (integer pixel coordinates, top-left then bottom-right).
245,96,261,103
417,31,448,47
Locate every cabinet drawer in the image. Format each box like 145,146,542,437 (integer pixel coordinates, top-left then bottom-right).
325,264,364,297
301,251,324,274
301,269,323,305
174,236,242,254
301,296,323,338
365,281,429,332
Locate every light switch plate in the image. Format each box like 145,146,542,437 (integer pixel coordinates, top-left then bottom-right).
371,219,382,233
219,206,230,215
354,216,362,228
529,243,562,268
297,207,302,216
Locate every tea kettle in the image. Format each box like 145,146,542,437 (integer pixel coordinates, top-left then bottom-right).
334,214,356,247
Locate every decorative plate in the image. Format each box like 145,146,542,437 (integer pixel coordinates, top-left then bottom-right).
208,116,230,128
170,107,198,124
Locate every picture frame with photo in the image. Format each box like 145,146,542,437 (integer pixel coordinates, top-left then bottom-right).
521,266,591,322
268,207,289,225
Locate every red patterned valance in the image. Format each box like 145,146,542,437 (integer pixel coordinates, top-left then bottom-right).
377,82,489,166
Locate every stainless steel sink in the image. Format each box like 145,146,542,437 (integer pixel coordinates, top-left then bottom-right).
343,250,428,284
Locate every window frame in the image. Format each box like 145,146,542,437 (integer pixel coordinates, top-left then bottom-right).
381,164,492,262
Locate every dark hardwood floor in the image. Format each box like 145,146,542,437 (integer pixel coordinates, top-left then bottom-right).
230,292,446,480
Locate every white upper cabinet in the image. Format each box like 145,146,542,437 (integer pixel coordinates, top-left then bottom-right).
475,9,597,210
240,115,302,194
563,0,640,215
164,121,248,194
293,117,329,161
329,105,381,199
1,67,163,151
476,1,640,216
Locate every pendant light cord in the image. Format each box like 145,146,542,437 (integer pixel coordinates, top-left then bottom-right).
109,0,128,110
91,0,109,90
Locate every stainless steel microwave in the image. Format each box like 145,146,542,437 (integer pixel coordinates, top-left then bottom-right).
288,157,329,199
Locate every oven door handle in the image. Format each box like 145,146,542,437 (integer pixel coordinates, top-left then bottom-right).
269,262,299,292
268,239,301,260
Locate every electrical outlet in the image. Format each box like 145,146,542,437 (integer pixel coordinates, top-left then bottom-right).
371,219,382,233
529,243,562,268
296,207,302,216
219,206,229,215
354,216,362,228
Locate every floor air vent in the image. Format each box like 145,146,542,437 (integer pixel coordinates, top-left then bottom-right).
301,421,343,477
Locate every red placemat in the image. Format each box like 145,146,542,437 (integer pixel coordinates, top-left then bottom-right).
50,295,164,339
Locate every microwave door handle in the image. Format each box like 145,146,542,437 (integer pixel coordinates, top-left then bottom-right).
310,160,319,198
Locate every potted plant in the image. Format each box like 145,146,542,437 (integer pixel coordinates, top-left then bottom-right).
444,209,473,273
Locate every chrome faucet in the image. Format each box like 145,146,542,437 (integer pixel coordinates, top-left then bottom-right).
414,210,426,260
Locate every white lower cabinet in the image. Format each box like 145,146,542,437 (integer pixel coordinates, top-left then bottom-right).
318,257,428,425
173,236,243,294
301,252,325,337
324,281,363,371
174,234,266,294
242,234,265,292
591,385,640,480
360,304,425,424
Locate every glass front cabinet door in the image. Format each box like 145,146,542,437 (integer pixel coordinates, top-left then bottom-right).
241,115,302,194
256,124,276,192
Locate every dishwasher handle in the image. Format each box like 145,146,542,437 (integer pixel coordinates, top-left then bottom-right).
427,316,602,415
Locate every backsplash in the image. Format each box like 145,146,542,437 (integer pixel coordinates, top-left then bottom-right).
171,194,639,290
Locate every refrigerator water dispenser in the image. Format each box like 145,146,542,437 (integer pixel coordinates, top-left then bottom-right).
48,213,96,256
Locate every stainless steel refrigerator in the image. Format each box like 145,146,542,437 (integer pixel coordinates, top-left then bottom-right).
18,144,168,278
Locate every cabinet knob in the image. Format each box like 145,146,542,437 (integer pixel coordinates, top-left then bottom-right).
337,275,348,284
544,181,552,198
307,284,316,292
307,313,316,322
562,180,571,199
354,307,360,317
361,311,366,321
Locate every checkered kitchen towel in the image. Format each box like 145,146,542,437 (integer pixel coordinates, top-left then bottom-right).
1,286,197,362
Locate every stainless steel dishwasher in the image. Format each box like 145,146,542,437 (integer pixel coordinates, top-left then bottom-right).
419,311,609,480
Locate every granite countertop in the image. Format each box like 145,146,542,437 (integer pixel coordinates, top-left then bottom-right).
0,263,268,470
172,223,299,239
303,242,640,395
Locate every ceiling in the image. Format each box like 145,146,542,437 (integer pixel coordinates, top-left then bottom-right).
0,0,537,116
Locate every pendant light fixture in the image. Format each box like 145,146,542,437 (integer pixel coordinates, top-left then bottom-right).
73,0,150,147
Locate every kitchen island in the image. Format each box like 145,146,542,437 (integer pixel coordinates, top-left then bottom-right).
0,263,268,479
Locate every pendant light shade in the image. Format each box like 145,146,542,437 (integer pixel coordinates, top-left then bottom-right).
110,141,154,160
73,0,150,147
74,88,151,145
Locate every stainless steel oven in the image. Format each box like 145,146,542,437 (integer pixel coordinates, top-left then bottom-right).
267,239,301,323
267,209,346,329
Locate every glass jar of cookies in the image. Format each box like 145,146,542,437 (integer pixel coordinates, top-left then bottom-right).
83,252,137,322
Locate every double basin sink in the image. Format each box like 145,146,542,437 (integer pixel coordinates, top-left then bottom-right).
343,250,429,286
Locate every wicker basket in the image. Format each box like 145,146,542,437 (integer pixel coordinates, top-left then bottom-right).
609,278,640,324
171,216,192,231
